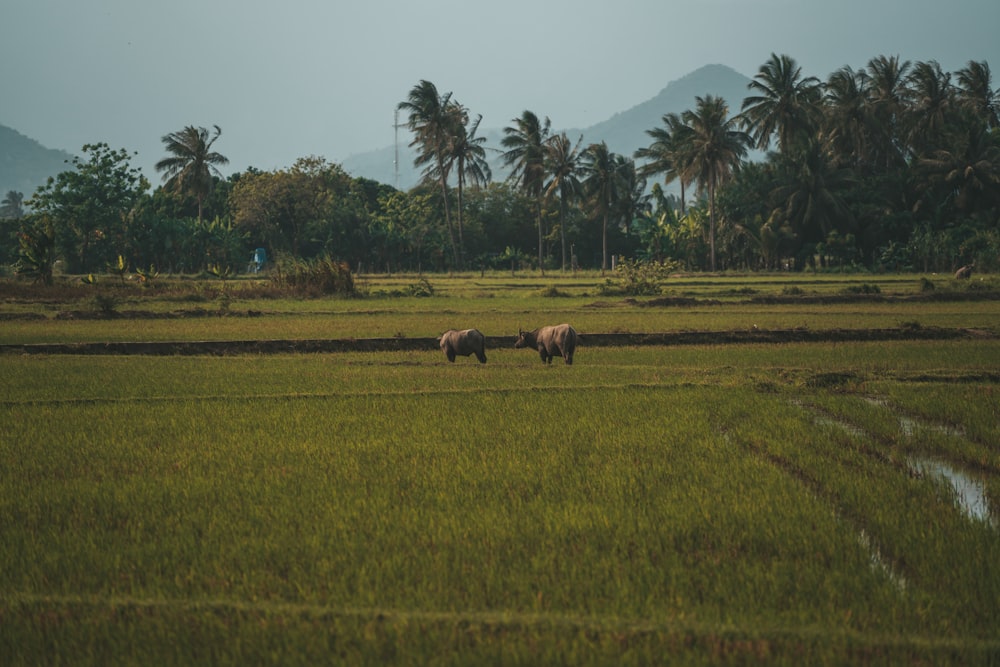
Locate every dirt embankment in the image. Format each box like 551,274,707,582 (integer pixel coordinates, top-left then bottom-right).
2,326,994,356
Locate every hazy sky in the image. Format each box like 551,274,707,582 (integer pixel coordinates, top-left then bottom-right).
4,0,999,181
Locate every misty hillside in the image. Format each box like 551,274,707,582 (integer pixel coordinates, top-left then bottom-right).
1,64,755,199
342,64,754,190
0,125,75,199
572,64,755,158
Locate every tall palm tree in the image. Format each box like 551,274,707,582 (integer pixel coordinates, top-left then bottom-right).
398,80,462,266
155,125,229,224
905,60,953,157
682,95,749,271
579,141,621,273
739,53,822,154
502,111,551,273
449,111,492,268
823,66,877,170
635,112,694,214
917,120,1000,219
1,190,24,219
865,55,912,169
955,60,999,129
612,155,649,241
543,132,583,270
770,140,857,251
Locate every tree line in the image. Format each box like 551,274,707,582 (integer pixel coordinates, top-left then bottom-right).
3,53,999,284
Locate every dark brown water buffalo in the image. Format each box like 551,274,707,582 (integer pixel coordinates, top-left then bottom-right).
515,323,577,365
955,263,974,279
438,328,487,363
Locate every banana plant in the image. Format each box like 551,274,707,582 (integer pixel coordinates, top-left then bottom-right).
135,264,159,285
207,263,232,281
499,246,528,276
15,223,56,285
108,254,129,285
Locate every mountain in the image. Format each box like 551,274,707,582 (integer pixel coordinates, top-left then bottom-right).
342,63,754,190
570,63,755,158
1,64,756,198
0,124,75,198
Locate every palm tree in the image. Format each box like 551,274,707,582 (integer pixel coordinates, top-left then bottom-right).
823,66,878,170
543,132,583,270
739,53,822,154
865,55,912,169
612,155,648,241
579,141,621,273
955,60,999,129
635,112,694,214
448,111,492,268
155,125,229,224
905,60,954,156
917,120,1000,220
682,95,749,271
770,140,857,253
398,80,462,266
502,111,551,273
1,190,24,219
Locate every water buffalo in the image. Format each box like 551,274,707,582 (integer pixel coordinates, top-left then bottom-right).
438,328,487,363
955,263,974,279
515,323,577,365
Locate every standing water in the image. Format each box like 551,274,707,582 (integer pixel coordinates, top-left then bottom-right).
908,456,995,525
863,397,994,526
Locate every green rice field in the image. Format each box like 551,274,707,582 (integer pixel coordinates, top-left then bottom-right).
1,272,998,665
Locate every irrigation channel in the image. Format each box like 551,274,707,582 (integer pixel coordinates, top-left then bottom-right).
783,394,998,604
796,399,996,528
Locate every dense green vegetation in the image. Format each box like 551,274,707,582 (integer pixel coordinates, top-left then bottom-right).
1,271,998,664
3,54,998,281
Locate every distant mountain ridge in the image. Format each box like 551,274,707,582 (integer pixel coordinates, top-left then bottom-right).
572,64,754,157
0,124,75,199
1,64,754,198
342,64,754,190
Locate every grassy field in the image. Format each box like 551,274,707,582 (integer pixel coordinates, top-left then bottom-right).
1,270,999,345
1,272,999,665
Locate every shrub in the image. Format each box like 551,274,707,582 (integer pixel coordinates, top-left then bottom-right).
844,283,881,295
599,258,677,296
271,255,355,296
14,224,55,286
539,285,568,298
216,291,232,314
965,279,995,292
406,278,434,297
90,293,119,317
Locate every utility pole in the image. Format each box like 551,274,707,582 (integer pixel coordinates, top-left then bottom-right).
393,109,401,190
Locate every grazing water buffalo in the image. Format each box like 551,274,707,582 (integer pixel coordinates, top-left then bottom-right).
515,323,577,365
438,328,487,363
955,263,975,279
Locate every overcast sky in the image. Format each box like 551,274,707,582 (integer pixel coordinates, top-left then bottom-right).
4,0,999,181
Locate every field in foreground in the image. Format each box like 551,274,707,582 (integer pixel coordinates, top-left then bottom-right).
2,336,1000,664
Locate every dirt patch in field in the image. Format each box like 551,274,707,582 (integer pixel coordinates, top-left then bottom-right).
0,312,47,321
51,308,265,320
634,296,721,307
